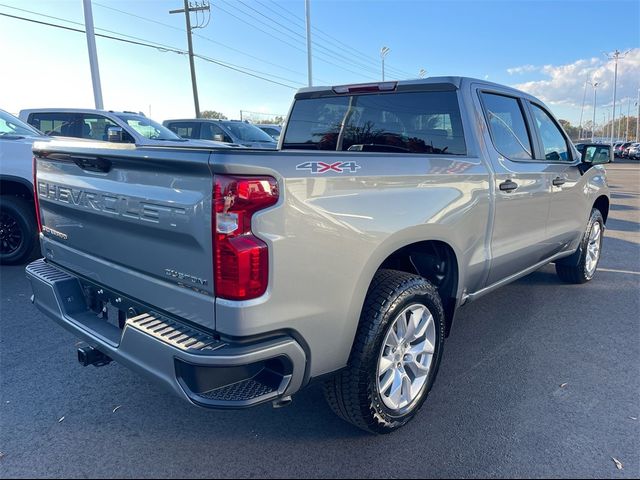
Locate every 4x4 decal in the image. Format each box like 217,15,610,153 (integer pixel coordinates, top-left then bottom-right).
296,161,361,174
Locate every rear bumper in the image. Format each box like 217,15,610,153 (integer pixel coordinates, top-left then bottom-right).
25,259,307,409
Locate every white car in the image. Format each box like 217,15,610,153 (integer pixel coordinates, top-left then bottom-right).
627,142,640,160
0,109,48,264
19,108,236,148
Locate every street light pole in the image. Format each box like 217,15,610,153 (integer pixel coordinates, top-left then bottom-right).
636,88,640,141
82,0,103,109
605,49,630,144
578,79,588,139
590,81,599,142
380,46,390,81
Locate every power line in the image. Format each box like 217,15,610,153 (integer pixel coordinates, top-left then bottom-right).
93,1,313,82
215,0,373,80
229,0,384,78
261,0,414,78
0,11,301,90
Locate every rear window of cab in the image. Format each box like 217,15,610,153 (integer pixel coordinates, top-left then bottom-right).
282,90,466,155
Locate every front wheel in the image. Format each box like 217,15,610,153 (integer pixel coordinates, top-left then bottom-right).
556,208,604,284
324,269,445,434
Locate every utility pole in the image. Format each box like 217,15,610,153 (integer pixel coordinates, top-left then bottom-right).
381,46,390,81
605,49,630,144
305,0,313,87
82,0,103,109
419,68,427,79
170,1,210,118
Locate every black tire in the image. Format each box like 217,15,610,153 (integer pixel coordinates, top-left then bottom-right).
324,269,446,434
555,208,604,284
0,196,37,265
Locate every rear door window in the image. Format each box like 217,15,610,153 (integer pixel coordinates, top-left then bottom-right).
167,122,200,139
283,91,466,154
480,93,533,160
28,112,77,137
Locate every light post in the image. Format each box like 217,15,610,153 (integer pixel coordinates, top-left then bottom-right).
380,46,390,81
590,81,599,142
605,49,630,144
578,79,589,140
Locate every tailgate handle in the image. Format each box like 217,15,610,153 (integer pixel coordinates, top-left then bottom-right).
72,155,112,173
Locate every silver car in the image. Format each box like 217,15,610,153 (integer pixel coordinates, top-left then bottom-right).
19,108,232,148
164,118,278,149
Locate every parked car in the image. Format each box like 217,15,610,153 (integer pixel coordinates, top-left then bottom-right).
27,77,611,434
164,119,278,149
627,142,640,159
0,109,48,264
614,142,633,157
621,142,635,158
19,108,232,148
256,124,282,141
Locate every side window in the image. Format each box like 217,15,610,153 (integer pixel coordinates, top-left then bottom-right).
202,123,232,143
481,93,533,160
168,122,199,139
29,113,76,136
530,104,571,162
78,114,119,141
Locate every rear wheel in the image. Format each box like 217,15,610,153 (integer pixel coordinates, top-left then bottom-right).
0,196,37,265
556,208,604,284
324,269,445,434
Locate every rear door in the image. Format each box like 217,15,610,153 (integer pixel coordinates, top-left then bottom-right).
476,89,556,285
35,144,216,329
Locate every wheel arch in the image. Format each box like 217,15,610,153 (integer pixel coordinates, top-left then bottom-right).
593,195,609,224
0,175,34,203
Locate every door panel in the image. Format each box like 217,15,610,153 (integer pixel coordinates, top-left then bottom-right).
527,102,586,252
476,90,556,286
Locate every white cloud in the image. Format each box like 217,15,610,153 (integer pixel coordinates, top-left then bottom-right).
507,64,538,75
512,49,640,110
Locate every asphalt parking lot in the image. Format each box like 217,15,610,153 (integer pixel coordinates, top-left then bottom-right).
1,161,638,479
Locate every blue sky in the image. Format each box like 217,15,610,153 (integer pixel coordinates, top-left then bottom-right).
1,0,638,125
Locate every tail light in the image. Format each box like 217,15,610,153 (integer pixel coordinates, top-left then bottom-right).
32,156,42,232
213,175,279,300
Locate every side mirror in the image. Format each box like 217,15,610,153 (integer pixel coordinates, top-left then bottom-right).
581,143,612,166
107,126,124,143
213,134,225,142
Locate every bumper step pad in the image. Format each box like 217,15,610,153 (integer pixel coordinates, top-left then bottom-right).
127,313,226,353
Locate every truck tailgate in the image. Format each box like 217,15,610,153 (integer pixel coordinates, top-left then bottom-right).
33,142,216,330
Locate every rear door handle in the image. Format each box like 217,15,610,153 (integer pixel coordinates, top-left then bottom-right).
499,179,518,192
552,177,566,187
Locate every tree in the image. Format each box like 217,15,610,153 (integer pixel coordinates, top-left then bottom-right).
558,119,580,140
201,110,227,120
256,116,285,125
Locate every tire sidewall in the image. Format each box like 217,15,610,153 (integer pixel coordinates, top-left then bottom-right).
365,281,445,430
581,209,604,282
0,197,36,265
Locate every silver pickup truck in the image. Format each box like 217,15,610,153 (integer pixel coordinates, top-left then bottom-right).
26,77,612,434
